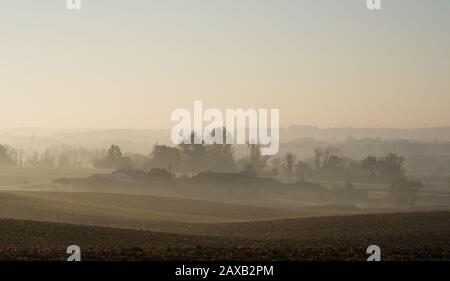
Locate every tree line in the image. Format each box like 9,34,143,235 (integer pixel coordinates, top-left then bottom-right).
1,140,427,205
0,142,420,185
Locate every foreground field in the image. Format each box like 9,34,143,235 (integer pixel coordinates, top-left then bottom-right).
0,167,448,261
1,211,449,261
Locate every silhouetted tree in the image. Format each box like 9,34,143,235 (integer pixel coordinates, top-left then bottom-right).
39,149,55,168
107,145,122,160
93,145,133,169
389,177,422,206
179,132,207,175
294,161,311,182
206,143,236,172
313,148,331,171
241,144,269,175
284,153,296,179
320,155,347,179
0,145,14,166
146,144,181,171
379,153,405,183
313,148,322,170
269,156,283,178
205,128,237,172
361,156,379,180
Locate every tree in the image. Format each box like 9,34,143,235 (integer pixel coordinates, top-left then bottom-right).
93,145,133,169
269,156,283,178
205,128,237,172
379,153,405,183
26,151,40,167
39,149,55,168
313,148,323,170
313,148,331,171
107,145,122,160
323,155,342,169
361,156,379,180
206,143,236,172
146,144,181,171
294,161,311,182
0,145,14,166
284,153,296,179
179,132,207,174
389,177,422,206
242,144,269,175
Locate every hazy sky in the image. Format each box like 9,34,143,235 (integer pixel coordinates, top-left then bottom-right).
1,0,449,129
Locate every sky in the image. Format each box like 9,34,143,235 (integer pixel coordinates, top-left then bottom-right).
0,0,449,129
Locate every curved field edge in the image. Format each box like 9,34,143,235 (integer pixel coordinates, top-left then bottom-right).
0,211,449,261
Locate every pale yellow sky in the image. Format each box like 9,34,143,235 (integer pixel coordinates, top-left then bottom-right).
1,0,449,129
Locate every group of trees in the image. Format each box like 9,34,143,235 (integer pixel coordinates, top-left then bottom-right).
92,145,134,169
279,148,408,184
145,132,237,174
266,153,304,180
302,148,422,205
263,151,405,183
360,153,406,183
2,139,426,205
2,136,426,205
0,144,107,169
261,148,422,206
94,142,420,187
114,141,422,205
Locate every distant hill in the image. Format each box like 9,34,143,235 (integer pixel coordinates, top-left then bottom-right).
0,128,170,153
2,126,450,153
281,126,450,142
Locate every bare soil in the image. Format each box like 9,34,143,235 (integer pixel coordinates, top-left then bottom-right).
1,211,449,261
